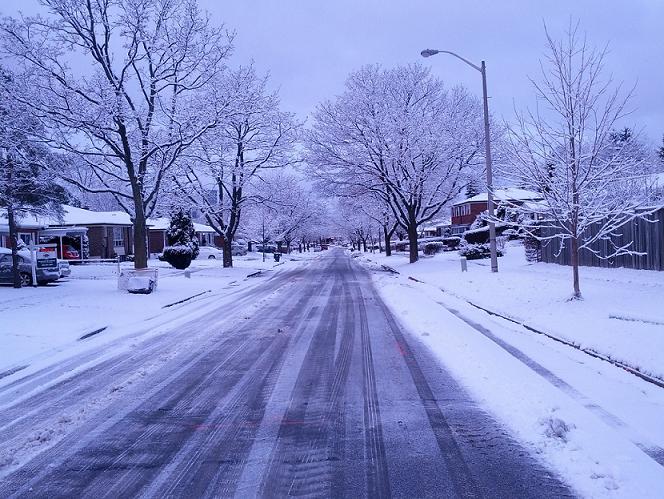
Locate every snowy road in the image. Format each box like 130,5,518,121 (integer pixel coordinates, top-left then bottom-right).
0,249,571,498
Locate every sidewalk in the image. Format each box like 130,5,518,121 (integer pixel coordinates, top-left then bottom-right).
359,251,664,498
356,242,664,382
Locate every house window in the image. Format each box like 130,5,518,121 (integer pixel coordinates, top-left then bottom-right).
19,233,33,245
113,227,124,247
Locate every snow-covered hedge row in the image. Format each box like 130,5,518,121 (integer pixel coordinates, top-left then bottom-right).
423,242,446,255
459,243,505,260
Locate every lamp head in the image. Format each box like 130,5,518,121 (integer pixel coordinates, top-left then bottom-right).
420,49,440,58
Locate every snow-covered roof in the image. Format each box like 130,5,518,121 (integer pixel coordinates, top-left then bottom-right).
453,188,544,206
56,205,133,226
1,205,131,228
146,217,216,233
2,205,220,233
0,209,50,230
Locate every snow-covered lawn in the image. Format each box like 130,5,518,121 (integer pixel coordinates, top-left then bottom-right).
358,243,664,381
0,252,315,374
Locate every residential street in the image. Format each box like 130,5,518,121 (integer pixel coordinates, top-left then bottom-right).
0,249,571,498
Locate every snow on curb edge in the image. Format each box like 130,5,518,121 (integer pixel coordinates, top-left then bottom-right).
404,273,664,389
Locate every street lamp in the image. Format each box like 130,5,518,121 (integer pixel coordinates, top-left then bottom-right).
421,48,498,272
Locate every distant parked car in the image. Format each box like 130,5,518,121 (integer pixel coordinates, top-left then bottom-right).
0,248,60,286
197,246,224,260
231,241,247,256
255,244,276,253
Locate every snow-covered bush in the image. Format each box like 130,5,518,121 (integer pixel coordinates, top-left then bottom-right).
459,242,504,260
442,236,461,250
166,208,199,260
162,245,193,270
423,242,446,256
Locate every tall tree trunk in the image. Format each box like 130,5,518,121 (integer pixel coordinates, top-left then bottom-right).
223,236,233,268
362,238,367,252
7,206,21,288
132,213,148,269
570,234,581,299
407,223,419,263
384,225,392,257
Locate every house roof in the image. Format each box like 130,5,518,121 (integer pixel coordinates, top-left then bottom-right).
56,205,133,226
0,209,50,231
1,205,133,228
147,217,216,233
453,188,544,206
2,205,220,233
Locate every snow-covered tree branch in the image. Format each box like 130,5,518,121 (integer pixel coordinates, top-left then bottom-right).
306,63,484,262
173,65,300,267
502,22,653,299
0,0,233,268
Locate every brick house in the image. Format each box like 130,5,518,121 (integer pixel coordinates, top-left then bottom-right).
451,188,544,235
0,212,46,249
147,217,216,255
47,205,134,259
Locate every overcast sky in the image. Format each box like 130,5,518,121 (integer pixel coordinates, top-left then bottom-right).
2,0,663,143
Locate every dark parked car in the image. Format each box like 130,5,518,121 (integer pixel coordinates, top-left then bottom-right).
0,248,61,286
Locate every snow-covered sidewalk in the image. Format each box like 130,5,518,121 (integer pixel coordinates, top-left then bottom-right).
0,252,316,375
356,243,664,382
358,250,664,497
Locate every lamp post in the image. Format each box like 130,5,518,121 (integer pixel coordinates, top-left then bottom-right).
421,49,498,272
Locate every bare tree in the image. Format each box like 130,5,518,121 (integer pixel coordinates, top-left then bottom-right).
306,64,484,263
1,0,232,268
357,193,399,256
240,172,326,255
175,65,300,267
503,22,649,299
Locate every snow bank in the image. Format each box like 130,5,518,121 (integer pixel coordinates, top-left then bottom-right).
370,266,664,498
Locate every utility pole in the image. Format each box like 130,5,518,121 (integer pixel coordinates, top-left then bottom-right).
421,49,499,272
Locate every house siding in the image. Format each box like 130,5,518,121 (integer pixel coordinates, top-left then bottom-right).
149,230,166,254
451,202,487,229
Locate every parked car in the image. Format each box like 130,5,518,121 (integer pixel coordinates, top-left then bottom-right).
231,241,247,256
62,244,80,260
58,259,71,278
197,246,224,260
0,248,60,286
255,244,276,253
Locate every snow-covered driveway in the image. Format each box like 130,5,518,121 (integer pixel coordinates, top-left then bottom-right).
0,249,571,497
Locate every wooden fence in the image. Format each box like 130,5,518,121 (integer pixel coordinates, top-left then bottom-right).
539,207,664,271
